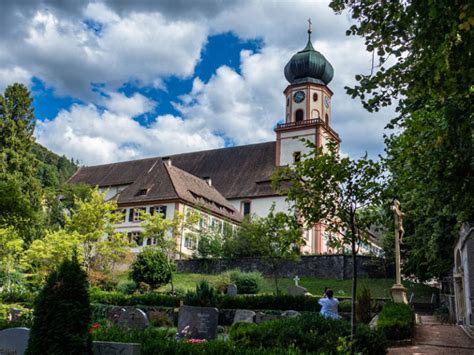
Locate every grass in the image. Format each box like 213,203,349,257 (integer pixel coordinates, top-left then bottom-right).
146,273,435,302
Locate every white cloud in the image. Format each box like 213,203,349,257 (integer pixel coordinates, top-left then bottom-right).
101,92,155,117
1,0,393,162
35,102,224,165
0,67,31,91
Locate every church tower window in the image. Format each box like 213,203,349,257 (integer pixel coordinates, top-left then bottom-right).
313,93,318,101
325,113,329,126
295,109,304,122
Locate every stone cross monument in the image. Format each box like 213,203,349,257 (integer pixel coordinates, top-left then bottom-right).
390,199,408,303
293,275,300,286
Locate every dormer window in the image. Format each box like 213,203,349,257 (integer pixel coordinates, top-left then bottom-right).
137,188,149,196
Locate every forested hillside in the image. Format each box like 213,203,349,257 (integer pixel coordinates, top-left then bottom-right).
31,142,78,188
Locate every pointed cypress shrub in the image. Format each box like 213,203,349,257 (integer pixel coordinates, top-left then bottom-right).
26,254,92,354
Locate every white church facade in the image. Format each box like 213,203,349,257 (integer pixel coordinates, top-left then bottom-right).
69,29,383,258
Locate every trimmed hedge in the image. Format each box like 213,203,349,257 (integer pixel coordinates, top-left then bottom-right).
377,303,415,340
230,313,387,354
89,289,360,313
89,289,180,307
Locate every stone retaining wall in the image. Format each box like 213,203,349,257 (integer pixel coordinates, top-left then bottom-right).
176,255,393,279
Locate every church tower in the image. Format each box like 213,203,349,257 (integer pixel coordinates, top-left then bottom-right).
275,22,340,166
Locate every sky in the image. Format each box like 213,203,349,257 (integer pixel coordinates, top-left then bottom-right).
0,0,395,166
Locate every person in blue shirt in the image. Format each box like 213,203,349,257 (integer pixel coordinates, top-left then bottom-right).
318,288,340,319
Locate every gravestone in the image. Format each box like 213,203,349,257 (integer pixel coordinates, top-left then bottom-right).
8,308,23,322
108,306,127,324
94,341,141,355
117,309,149,330
177,305,219,340
281,310,301,318
255,312,280,324
287,285,307,296
227,283,238,297
233,310,256,324
0,327,30,355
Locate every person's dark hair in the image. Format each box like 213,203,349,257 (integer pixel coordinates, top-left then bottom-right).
326,289,334,299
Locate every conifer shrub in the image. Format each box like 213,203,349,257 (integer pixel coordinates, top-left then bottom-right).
356,283,372,324
377,302,415,340
183,280,219,307
130,248,172,289
26,254,92,354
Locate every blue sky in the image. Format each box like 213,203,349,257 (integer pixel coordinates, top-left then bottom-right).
0,0,394,165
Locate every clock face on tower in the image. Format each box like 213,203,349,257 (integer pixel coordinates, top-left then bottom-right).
324,96,330,109
293,91,305,103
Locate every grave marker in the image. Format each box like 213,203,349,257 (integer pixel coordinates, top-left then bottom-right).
177,305,218,340
0,327,30,355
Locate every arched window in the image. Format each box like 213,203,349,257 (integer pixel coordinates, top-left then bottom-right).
325,113,329,126
295,109,304,122
313,93,318,102
311,109,320,119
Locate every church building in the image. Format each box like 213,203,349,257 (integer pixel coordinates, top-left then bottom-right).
69,28,377,257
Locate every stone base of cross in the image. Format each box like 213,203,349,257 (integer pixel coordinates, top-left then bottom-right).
391,283,408,304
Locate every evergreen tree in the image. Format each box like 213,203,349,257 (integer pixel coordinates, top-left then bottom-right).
26,253,92,355
0,83,43,243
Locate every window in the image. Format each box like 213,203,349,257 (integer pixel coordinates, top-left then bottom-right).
137,188,149,196
199,214,207,230
129,207,146,222
242,201,251,216
313,92,318,101
295,109,304,122
184,233,197,250
325,113,329,126
150,205,167,218
286,97,289,106
293,151,301,163
127,231,143,246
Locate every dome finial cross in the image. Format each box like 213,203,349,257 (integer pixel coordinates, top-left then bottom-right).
307,18,312,40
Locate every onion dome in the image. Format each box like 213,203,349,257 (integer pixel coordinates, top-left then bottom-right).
284,25,334,85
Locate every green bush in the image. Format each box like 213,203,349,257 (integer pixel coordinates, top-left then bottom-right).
130,248,172,289
184,281,219,307
89,288,180,307
26,255,92,355
91,324,296,354
377,302,415,340
356,283,372,324
117,280,137,295
226,270,263,294
230,313,387,354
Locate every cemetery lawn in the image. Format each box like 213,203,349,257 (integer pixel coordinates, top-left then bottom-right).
154,273,435,302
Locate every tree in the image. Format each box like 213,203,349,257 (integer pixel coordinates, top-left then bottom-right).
274,141,384,341
0,83,43,243
26,254,92,355
130,248,172,289
0,227,26,293
23,229,82,285
65,189,130,274
329,0,473,279
225,207,304,294
140,210,186,293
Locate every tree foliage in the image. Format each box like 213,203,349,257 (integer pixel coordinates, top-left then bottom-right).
26,254,92,355
0,227,26,293
0,83,43,243
65,189,131,273
329,0,474,279
273,141,384,340
130,248,172,289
